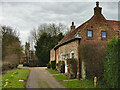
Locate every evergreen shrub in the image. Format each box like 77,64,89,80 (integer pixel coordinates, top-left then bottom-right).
104,37,120,88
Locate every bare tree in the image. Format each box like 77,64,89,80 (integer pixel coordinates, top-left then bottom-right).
1,25,23,67
29,23,69,46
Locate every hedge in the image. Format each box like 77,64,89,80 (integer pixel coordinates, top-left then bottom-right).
2,64,18,71
104,37,120,88
51,60,56,69
79,41,106,80
29,60,39,67
57,61,65,73
47,62,51,69
66,58,77,79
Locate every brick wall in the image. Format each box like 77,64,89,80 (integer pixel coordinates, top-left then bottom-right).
50,48,55,61
55,40,79,63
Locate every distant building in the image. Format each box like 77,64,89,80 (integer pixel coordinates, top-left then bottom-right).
50,2,120,79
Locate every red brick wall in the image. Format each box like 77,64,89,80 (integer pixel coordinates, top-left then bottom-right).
55,40,79,63
50,48,55,61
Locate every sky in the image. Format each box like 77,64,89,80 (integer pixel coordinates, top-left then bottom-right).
0,0,119,48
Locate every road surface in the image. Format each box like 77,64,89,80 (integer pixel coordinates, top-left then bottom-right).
25,67,67,88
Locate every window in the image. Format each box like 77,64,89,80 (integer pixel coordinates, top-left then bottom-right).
87,30,93,38
70,51,74,58
60,54,62,61
57,55,58,63
101,31,107,39
71,53,74,58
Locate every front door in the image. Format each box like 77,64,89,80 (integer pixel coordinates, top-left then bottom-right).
65,60,68,73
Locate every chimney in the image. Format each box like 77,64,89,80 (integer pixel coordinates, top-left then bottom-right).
71,22,75,30
94,2,102,15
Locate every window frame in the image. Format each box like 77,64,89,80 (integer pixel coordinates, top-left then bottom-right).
70,51,74,58
101,31,107,40
60,53,63,61
87,30,93,38
57,55,58,63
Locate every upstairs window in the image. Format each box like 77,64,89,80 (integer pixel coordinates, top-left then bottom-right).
87,30,93,38
101,31,107,39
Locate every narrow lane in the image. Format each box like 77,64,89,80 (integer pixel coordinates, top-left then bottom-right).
26,67,66,88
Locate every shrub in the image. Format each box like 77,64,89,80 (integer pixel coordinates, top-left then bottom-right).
2,64,9,71
104,37,120,88
51,60,56,69
66,58,77,79
2,64,17,71
79,41,106,80
47,62,51,69
29,60,39,67
58,61,65,73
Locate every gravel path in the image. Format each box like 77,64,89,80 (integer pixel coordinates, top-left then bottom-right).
25,67,66,88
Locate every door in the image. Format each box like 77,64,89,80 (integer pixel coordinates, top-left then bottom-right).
65,60,68,73
57,55,58,63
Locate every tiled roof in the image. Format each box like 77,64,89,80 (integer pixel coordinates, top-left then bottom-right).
54,20,89,48
54,19,120,48
53,2,120,49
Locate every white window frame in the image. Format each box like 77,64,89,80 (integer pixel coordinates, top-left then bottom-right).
57,55,58,63
87,30,93,38
101,31,107,39
70,51,74,58
60,53,62,61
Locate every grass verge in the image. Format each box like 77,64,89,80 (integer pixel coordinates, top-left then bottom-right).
47,69,59,74
47,68,105,88
61,79,103,88
54,74,69,81
2,68,30,88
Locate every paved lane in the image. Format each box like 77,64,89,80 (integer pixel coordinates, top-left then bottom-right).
25,67,66,88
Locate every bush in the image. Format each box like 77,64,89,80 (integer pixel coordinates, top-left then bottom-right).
51,60,56,69
104,37,120,88
2,64,9,71
58,61,65,73
47,62,51,69
79,41,106,80
2,64,17,71
66,58,77,79
29,60,39,67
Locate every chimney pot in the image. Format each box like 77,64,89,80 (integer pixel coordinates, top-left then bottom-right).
72,22,74,25
71,22,75,30
96,2,99,7
94,2,102,15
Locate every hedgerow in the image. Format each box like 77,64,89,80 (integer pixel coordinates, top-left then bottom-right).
104,37,120,88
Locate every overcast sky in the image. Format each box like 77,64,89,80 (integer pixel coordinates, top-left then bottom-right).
0,0,119,47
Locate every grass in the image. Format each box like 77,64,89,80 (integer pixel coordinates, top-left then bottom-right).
2,68,30,88
61,79,105,88
53,74,69,81
47,69,59,74
38,81,51,88
47,68,105,88
53,74,101,88
61,80,93,88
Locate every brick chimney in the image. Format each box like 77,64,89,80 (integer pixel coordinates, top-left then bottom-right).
71,22,75,30
94,2,102,15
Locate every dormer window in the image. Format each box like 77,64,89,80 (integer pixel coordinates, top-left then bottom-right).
101,31,107,39
87,30,93,38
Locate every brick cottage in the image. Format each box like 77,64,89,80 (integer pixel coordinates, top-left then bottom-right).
50,2,120,79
